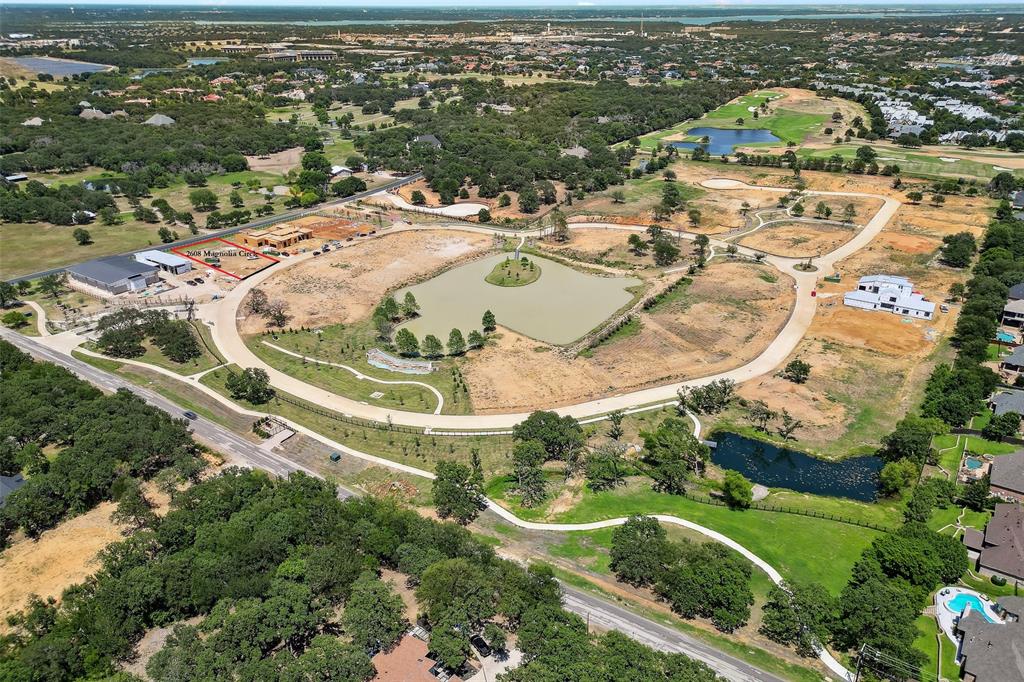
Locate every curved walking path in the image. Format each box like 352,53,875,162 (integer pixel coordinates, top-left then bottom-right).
17,324,851,679
202,178,899,431
260,340,446,414
370,190,488,217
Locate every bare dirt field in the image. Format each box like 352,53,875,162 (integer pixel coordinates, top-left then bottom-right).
739,221,860,258
463,261,794,412
0,502,125,629
240,229,494,333
244,146,303,174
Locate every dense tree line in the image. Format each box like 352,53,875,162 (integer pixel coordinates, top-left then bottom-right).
0,462,722,682
0,179,116,225
357,79,743,202
610,516,754,632
0,95,312,178
920,213,1024,426
0,341,203,547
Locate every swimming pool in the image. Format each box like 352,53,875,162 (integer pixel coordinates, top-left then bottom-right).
965,457,984,471
946,593,997,623
996,331,1016,343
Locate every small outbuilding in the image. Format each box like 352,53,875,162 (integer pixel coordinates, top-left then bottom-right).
134,250,193,275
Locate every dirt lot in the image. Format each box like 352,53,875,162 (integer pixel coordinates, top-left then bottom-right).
244,146,303,174
463,261,794,412
739,221,860,258
178,239,278,279
240,229,494,333
0,503,125,628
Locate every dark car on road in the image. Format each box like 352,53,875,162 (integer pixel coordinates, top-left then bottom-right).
182,410,198,420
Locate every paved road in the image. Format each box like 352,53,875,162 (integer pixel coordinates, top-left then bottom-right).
0,328,801,682
561,586,786,682
0,328,347,492
203,178,898,434
4,172,423,284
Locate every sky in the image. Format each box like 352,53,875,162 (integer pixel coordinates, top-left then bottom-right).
1,0,1011,6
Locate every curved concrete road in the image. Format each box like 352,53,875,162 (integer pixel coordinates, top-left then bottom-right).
203,178,899,431
371,190,489,217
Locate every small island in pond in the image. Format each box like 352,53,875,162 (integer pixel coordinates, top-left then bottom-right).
485,255,541,287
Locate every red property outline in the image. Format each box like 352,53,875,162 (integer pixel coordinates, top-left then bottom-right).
171,237,279,280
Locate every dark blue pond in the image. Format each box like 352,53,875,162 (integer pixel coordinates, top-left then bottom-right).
710,432,881,502
672,127,781,156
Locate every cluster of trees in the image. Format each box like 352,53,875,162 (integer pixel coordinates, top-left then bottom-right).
921,214,1024,426
626,224,687,267
0,459,721,681
0,341,203,547
94,308,202,364
510,411,587,507
381,295,487,359
357,79,741,205
610,516,754,632
939,231,978,268
0,179,116,225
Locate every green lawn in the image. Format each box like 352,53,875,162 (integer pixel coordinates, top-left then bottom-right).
913,614,957,682
490,477,881,594
2,169,291,279
797,145,1024,182
247,320,471,415
199,365,515,476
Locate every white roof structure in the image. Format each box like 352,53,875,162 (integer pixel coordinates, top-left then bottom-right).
135,250,191,268
857,274,912,288
143,114,175,126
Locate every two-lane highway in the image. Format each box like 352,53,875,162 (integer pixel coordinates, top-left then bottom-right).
0,327,793,682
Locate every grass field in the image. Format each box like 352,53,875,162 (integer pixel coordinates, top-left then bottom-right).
797,145,1024,182
1,169,291,279
489,476,881,593
247,320,472,415
629,90,825,151
913,614,958,682
200,365,515,475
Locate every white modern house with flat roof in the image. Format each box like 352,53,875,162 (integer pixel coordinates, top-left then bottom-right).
843,275,935,320
134,250,192,275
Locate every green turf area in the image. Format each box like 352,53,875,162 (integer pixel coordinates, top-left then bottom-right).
247,339,441,414
485,256,541,287
489,477,881,593
200,365,514,476
933,433,1018,458
1,169,291,279
959,571,1022,599
797,145,1024,182
913,614,957,682
927,504,990,535
246,320,471,415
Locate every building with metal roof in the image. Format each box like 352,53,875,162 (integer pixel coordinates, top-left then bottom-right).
134,250,192,275
66,255,160,295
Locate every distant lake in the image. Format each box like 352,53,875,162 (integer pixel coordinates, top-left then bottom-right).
6,56,113,76
187,57,226,66
672,127,781,156
711,432,881,502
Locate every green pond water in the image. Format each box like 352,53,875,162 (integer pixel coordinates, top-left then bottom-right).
395,253,642,345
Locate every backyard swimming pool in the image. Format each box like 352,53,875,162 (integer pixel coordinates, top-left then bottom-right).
965,457,984,471
945,592,998,623
996,331,1016,343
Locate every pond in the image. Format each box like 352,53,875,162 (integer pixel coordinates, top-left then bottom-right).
672,127,781,156
187,57,227,66
7,56,113,76
710,432,881,502
395,253,641,345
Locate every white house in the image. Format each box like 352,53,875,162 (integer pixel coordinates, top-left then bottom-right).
843,275,935,320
